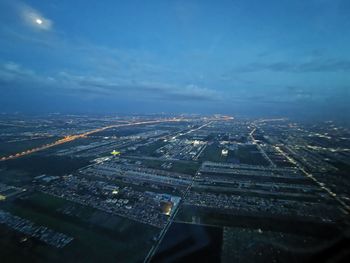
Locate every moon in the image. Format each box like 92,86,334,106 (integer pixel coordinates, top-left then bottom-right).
19,5,53,31
35,18,43,25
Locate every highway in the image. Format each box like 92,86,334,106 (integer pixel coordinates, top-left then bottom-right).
172,121,213,140
249,127,276,168
143,171,197,263
0,118,182,162
0,115,233,162
274,145,350,213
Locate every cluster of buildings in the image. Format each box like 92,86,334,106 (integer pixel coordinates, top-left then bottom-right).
186,161,343,223
0,183,26,200
1,115,349,259
80,162,192,190
0,209,73,248
37,175,181,228
156,139,207,160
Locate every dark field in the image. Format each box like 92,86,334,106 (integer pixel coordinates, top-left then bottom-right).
230,144,270,166
0,192,159,263
0,136,61,157
152,223,223,263
138,158,200,175
0,155,90,184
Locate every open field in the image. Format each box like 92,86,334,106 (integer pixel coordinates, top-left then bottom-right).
0,192,159,263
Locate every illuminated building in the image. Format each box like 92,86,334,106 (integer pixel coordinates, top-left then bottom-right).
221,149,228,156
160,201,173,216
111,150,121,156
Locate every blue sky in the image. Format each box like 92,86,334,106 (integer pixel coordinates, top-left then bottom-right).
0,0,349,119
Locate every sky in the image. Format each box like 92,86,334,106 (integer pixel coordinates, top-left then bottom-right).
0,0,349,120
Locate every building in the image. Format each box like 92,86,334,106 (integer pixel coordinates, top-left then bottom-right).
160,201,173,216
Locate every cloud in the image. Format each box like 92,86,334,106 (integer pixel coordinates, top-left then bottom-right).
0,62,220,102
0,1,218,101
234,58,350,73
71,76,220,101
0,62,37,83
170,84,220,101
19,3,53,31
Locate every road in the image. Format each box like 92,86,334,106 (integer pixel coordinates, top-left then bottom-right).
172,121,213,140
0,118,182,162
274,145,350,213
249,127,276,168
143,172,197,263
143,121,214,262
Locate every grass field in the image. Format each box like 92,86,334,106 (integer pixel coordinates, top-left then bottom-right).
134,140,167,157
231,144,270,166
140,159,200,175
0,155,90,178
175,205,340,239
199,143,227,163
